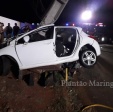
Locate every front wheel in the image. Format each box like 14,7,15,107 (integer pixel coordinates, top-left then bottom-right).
79,50,97,68
0,57,11,76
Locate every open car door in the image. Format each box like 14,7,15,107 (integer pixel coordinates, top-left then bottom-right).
54,26,79,60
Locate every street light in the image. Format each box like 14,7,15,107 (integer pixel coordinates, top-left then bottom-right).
81,10,92,21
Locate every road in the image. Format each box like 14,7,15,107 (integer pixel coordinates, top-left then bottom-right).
75,44,113,111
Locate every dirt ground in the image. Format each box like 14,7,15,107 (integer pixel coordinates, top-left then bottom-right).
0,69,83,112
0,66,113,112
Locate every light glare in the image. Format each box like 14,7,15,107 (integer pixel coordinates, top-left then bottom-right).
81,11,92,20
66,23,69,26
101,37,105,41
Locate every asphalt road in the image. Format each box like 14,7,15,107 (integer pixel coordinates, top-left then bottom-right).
76,44,113,111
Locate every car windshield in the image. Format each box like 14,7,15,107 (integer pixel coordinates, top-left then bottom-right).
14,33,25,39
8,33,25,42
16,33,25,38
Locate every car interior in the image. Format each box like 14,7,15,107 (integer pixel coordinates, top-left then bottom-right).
55,28,76,57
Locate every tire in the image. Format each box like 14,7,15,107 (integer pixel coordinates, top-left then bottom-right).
0,56,11,76
79,50,97,68
0,57,3,75
11,62,19,79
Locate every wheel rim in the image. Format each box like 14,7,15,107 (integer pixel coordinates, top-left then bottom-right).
82,51,96,66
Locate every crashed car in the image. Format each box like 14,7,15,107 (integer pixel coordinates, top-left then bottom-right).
0,24,101,76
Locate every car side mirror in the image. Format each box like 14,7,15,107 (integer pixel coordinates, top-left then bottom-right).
23,36,30,43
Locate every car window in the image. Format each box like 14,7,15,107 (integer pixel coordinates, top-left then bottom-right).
17,26,54,44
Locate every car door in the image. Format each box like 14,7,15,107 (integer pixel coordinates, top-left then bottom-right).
54,26,78,60
15,26,56,68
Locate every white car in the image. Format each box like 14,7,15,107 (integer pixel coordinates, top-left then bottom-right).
0,24,101,76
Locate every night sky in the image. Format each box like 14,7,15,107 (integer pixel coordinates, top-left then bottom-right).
0,0,113,25
57,0,113,24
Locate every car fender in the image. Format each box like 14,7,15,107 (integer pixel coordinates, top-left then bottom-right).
73,37,94,60
92,40,101,56
0,46,22,68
